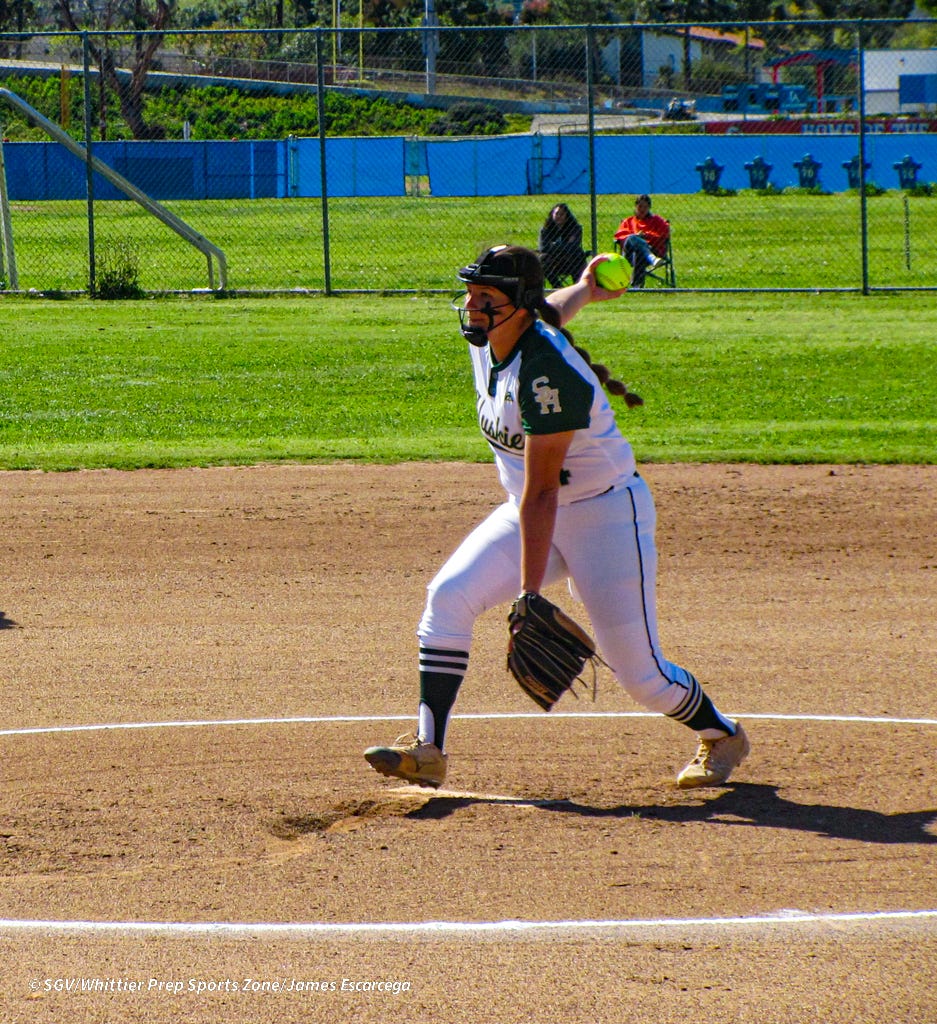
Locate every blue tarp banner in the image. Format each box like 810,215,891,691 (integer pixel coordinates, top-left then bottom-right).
594,134,937,193
534,134,591,194
2,139,286,200
424,136,530,196
3,133,937,200
898,75,933,105
291,136,406,197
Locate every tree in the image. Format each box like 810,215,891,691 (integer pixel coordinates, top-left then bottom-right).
0,0,38,56
768,0,915,48
545,0,617,21
57,0,176,138
639,1,735,88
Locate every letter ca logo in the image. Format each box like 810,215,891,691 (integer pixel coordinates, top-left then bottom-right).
532,375,561,415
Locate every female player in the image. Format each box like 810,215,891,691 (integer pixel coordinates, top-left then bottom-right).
364,246,749,790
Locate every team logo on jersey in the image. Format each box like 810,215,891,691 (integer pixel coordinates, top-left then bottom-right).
477,410,524,452
476,395,524,452
532,376,562,415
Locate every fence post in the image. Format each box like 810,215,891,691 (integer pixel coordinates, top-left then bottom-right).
903,194,911,271
82,32,96,296
856,22,869,295
586,26,598,258
0,134,18,289
316,28,332,295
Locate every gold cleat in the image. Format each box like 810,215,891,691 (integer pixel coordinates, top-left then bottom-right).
364,734,448,789
677,722,750,789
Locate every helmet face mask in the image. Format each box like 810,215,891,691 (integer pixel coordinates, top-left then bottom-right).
451,288,514,346
453,245,544,345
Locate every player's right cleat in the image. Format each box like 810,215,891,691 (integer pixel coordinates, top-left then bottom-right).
364,734,448,789
676,722,750,789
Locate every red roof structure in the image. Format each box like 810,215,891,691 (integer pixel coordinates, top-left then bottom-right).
688,26,767,51
765,49,858,112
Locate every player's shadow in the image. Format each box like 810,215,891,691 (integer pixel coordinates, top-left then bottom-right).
0,610,17,629
407,784,937,846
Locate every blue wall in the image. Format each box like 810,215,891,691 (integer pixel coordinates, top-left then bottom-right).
289,136,407,197
3,133,937,200
3,138,286,200
594,134,937,193
440,132,937,194
424,136,533,196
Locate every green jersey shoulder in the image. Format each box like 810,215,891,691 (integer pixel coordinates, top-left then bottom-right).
517,328,594,435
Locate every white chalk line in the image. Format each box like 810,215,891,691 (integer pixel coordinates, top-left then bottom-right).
389,783,555,805
2,710,936,738
0,909,935,938
2,710,935,940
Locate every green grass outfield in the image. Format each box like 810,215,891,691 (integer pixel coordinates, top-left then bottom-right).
9,191,937,293
0,291,934,470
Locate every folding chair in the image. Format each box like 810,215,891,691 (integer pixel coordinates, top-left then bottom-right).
648,237,676,287
614,235,676,288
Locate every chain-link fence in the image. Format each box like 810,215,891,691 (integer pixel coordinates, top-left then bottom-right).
0,20,935,295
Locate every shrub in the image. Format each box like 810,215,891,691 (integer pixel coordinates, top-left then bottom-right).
427,102,507,136
93,240,145,299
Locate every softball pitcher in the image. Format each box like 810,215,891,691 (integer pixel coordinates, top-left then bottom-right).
365,245,749,790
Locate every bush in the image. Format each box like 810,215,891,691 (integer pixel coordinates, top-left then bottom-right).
93,240,145,299
782,186,832,197
0,76,444,141
427,102,507,136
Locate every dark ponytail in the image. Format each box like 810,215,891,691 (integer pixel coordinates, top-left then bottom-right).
535,296,562,329
560,327,644,408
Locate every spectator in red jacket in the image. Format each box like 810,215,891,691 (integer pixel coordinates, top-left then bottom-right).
613,194,670,288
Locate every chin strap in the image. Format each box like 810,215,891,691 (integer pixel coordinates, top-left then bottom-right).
458,301,524,346
461,326,489,347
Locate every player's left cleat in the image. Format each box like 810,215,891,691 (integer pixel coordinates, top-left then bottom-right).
364,734,448,789
676,722,750,789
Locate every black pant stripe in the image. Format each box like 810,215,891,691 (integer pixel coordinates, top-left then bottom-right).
625,486,691,697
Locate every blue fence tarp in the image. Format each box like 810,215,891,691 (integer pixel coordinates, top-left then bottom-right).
2,138,287,200
290,136,407,197
423,136,531,197
593,134,937,192
4,133,937,200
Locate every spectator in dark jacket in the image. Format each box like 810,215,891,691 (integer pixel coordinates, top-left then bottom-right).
538,203,587,288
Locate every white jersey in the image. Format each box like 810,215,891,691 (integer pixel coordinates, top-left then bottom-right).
469,319,637,504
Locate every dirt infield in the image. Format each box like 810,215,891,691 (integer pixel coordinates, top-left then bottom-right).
1,462,935,1023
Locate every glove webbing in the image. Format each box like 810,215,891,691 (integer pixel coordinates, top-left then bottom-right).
509,632,596,711
508,593,607,711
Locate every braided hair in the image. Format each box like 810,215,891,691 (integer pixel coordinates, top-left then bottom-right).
502,249,642,408
560,327,644,409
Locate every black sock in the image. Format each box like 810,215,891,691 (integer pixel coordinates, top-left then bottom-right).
668,675,735,736
419,645,468,750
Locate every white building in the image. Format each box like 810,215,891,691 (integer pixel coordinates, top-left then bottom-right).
864,48,937,114
600,25,765,92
